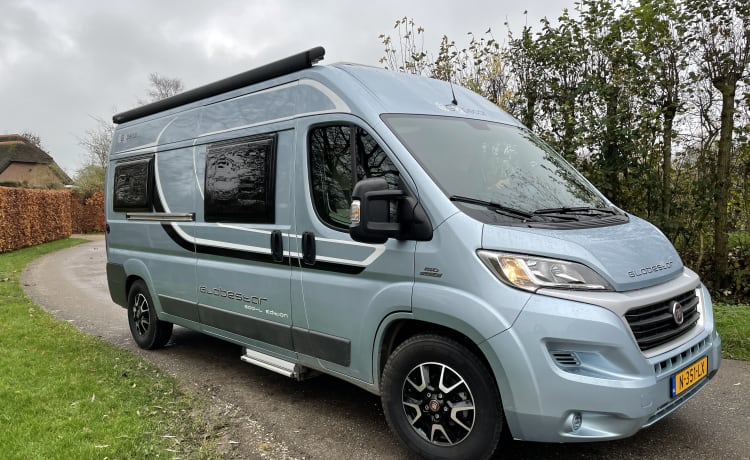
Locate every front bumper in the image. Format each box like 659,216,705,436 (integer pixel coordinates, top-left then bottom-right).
482,284,721,442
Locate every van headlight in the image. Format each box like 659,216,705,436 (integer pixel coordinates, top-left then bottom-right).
477,251,613,292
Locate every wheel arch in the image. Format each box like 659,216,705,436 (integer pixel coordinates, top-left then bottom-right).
374,315,520,434
123,259,153,295
375,317,497,391
120,259,159,312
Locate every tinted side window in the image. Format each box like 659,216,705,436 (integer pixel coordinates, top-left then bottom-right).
113,158,152,212
309,125,399,230
205,135,276,223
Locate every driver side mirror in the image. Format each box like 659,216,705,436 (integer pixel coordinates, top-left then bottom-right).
349,177,432,244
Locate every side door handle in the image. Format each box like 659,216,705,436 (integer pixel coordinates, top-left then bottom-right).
301,231,316,265
270,230,284,262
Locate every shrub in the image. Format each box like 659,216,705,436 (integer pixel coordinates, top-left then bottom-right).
0,187,104,253
0,187,72,252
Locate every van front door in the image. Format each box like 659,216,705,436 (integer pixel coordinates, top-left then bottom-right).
292,118,415,383
194,129,295,358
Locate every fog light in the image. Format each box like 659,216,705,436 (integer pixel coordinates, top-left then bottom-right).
571,412,582,432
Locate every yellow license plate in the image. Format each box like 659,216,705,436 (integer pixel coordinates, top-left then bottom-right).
670,356,708,397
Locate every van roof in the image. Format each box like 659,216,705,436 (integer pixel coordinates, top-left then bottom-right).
111,47,520,133
328,63,517,125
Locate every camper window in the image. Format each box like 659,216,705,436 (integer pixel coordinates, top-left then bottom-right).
204,134,276,223
113,158,153,213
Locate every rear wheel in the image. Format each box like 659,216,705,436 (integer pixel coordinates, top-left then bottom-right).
381,334,504,460
127,280,172,349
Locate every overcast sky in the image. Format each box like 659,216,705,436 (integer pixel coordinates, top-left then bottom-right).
0,0,575,174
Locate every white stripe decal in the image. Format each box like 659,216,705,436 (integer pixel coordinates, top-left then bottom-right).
198,79,350,138
167,222,385,266
193,141,203,197
299,79,350,112
171,227,383,266
216,223,274,235
155,116,178,144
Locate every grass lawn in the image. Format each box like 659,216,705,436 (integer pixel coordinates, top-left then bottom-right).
713,302,750,361
0,239,220,459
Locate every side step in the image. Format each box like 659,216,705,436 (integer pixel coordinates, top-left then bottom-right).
240,348,300,379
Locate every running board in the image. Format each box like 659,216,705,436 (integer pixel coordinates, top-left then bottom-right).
240,348,299,379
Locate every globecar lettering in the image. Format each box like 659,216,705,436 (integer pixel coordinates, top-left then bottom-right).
628,261,674,278
199,286,267,305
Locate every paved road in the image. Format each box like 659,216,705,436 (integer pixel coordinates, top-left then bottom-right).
23,237,750,459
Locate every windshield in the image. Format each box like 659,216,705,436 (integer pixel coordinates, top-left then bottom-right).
383,115,608,215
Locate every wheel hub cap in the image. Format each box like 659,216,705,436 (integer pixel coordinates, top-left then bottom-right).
428,399,441,412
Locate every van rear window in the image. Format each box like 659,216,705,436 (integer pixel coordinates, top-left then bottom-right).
113,158,153,212
204,135,276,223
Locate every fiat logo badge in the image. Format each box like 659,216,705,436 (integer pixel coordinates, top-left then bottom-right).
670,300,684,325
428,400,441,412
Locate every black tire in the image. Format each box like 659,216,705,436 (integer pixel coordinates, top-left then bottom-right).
381,334,504,460
127,280,173,350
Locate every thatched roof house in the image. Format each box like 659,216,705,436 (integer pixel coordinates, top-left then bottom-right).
0,134,72,188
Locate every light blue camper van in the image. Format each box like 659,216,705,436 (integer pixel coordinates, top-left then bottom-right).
106,47,720,459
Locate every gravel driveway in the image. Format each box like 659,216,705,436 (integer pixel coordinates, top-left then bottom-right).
22,236,750,459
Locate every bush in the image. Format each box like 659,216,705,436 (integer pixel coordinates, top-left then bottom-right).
70,190,105,233
0,187,104,253
0,187,72,252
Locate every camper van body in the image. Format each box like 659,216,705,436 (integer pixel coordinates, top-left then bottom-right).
105,48,720,459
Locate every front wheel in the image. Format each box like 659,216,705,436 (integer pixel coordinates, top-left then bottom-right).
381,334,504,460
127,280,173,350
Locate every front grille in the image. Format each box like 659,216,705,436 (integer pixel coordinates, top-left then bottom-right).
625,290,700,352
653,336,710,378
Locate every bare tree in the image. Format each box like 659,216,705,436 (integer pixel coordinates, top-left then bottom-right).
145,72,185,103
78,116,115,170
78,72,185,173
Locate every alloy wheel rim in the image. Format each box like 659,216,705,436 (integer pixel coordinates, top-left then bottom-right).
132,293,150,336
401,361,475,446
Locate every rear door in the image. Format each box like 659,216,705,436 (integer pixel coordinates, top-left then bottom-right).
291,116,416,383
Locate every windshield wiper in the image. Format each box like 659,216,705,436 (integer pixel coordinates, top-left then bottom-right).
449,195,537,221
533,206,617,216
